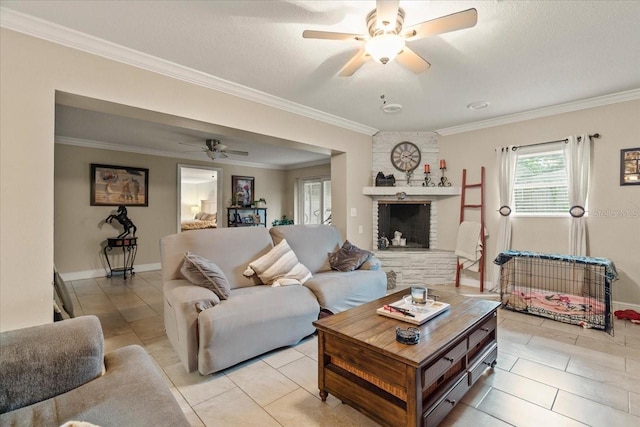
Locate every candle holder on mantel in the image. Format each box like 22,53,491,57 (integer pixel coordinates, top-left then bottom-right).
422,171,435,187
405,169,413,186
438,164,452,187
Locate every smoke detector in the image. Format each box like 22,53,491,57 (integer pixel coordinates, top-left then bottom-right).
381,103,403,113
467,101,490,110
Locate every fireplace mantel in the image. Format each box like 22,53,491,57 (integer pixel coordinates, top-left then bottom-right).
362,186,461,197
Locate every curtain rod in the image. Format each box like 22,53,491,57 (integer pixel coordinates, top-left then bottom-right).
510,133,601,151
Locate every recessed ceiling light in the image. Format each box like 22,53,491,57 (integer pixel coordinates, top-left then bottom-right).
467,101,490,110
381,103,403,113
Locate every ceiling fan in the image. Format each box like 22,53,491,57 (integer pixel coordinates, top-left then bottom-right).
302,0,477,76
180,139,249,160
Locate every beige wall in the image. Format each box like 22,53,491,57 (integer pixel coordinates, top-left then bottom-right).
0,29,373,332
54,143,287,274
438,100,640,304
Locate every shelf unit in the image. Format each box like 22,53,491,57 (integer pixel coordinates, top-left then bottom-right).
227,207,267,227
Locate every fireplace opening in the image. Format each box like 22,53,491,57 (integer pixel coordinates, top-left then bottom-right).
378,201,430,249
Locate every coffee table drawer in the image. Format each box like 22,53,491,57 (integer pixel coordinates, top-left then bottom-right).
468,313,497,349
468,342,497,385
423,374,469,426
422,338,467,387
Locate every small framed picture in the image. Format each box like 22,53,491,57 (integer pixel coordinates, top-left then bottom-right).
232,175,255,207
243,216,254,224
91,164,149,206
621,148,640,186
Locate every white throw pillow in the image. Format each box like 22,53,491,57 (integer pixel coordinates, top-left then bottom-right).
244,239,312,287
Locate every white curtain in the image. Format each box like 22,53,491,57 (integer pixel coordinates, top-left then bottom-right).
493,145,517,289
564,134,591,256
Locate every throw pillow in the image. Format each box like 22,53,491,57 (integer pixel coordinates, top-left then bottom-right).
328,240,373,272
244,239,312,287
180,252,231,299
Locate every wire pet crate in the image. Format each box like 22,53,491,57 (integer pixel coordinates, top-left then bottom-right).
495,250,617,335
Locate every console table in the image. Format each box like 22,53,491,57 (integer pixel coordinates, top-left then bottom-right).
313,291,500,426
104,237,137,279
227,207,267,227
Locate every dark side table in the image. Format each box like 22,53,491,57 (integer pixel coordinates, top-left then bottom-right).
104,237,138,279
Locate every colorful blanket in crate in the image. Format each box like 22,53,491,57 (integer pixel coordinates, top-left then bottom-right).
504,287,606,329
513,287,605,315
494,250,618,282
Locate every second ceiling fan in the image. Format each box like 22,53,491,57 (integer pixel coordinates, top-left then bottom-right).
303,0,477,76
180,139,249,160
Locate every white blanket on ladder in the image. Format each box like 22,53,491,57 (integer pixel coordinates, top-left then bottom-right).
455,221,487,272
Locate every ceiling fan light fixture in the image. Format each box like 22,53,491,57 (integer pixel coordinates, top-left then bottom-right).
365,33,405,64
205,150,227,160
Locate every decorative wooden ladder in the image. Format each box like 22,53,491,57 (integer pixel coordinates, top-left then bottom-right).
455,167,486,292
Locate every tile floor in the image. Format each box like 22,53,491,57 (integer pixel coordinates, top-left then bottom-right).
66,271,640,426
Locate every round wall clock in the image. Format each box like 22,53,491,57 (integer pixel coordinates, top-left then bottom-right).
390,141,421,172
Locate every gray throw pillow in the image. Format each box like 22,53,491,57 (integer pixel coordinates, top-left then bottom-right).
328,240,373,272
180,252,231,299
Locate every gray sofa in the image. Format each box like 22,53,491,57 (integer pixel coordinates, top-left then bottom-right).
0,315,189,427
160,224,386,376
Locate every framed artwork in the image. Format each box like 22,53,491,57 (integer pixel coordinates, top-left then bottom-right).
91,164,149,206
232,175,254,207
621,148,640,186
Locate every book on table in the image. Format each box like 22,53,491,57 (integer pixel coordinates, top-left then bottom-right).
376,299,451,325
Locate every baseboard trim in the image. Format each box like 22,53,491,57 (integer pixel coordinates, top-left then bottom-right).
612,301,640,312
459,278,637,311
59,263,161,281
457,277,497,292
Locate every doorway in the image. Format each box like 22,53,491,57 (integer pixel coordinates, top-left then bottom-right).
177,164,223,232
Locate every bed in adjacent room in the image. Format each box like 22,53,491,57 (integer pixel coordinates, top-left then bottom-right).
181,212,217,231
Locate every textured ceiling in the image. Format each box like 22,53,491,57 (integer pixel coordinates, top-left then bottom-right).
3,1,640,165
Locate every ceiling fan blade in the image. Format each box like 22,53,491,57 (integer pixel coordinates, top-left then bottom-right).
404,8,478,41
303,30,364,41
215,143,228,151
178,141,204,149
225,150,249,156
376,0,399,29
338,48,368,77
396,47,431,73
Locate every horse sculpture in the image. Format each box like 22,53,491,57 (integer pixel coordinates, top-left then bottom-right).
105,205,137,238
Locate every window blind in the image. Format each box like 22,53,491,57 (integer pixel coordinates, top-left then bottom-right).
513,150,569,215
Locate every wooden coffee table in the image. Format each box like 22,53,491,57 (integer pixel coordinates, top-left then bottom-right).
313,290,500,427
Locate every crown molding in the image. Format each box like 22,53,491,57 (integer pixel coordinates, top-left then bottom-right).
55,136,299,170
436,88,640,136
1,7,377,136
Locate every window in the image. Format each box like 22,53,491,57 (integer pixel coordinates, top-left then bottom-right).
298,176,331,224
513,148,569,216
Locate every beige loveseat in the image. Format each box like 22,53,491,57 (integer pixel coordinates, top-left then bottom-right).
160,224,386,375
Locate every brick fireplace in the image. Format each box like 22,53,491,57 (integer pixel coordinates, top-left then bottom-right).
365,131,460,286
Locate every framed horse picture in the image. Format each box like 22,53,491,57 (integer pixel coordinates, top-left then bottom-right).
91,164,149,206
